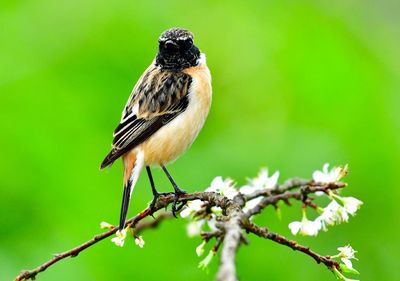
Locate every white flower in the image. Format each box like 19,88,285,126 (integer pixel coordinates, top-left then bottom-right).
313,163,348,184
337,245,357,260
207,215,219,231
333,195,363,216
186,220,205,237
322,200,345,223
240,169,279,214
242,197,263,213
111,229,127,247
288,221,302,235
342,197,363,215
180,200,204,218
100,221,113,229
316,194,362,231
249,168,279,190
187,215,219,238
238,185,254,196
333,245,360,275
302,219,321,236
341,258,354,270
135,236,145,248
206,176,238,199
240,168,279,195
288,211,321,236
196,241,206,256
198,250,215,270
316,200,349,230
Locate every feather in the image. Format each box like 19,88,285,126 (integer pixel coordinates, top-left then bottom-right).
100,64,192,169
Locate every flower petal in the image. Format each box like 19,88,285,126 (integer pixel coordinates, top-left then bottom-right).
100,221,113,229
288,221,302,235
135,236,145,248
341,258,353,270
198,250,215,270
196,241,206,256
186,220,205,237
265,171,279,189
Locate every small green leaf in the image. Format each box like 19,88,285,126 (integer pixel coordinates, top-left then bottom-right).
332,268,360,281
340,263,360,275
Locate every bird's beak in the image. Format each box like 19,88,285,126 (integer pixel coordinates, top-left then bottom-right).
165,40,178,50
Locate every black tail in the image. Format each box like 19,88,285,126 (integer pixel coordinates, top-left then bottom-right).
100,149,119,170
119,181,132,231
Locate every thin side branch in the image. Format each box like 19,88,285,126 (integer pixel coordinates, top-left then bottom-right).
135,211,173,234
243,178,310,201
15,208,155,281
245,182,346,217
244,222,339,270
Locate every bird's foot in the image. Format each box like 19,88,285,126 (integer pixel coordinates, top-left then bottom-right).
171,188,187,218
149,191,173,217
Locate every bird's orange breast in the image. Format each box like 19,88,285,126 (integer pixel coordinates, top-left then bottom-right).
138,61,212,165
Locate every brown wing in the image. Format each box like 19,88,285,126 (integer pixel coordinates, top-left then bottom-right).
100,65,192,169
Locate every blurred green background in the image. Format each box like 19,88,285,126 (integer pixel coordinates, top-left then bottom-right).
1,1,399,280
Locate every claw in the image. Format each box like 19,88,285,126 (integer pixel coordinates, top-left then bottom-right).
171,190,187,217
177,200,187,212
149,191,174,217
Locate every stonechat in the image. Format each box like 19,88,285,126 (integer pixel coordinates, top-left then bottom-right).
100,28,212,231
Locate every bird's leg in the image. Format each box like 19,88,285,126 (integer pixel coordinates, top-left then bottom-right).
161,165,187,217
146,166,172,217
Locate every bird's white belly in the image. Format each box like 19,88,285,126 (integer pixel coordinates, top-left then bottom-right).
139,70,211,165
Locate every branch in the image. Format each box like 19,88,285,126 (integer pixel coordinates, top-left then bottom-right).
244,222,339,270
242,178,310,201
15,209,166,281
15,192,234,281
245,182,346,217
15,175,353,281
135,211,173,234
216,203,244,281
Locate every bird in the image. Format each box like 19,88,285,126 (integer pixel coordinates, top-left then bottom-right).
100,27,212,231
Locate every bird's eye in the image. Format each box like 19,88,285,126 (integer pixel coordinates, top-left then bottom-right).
186,38,193,46
178,38,193,48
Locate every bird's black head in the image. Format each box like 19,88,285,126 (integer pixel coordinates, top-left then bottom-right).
155,28,201,71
